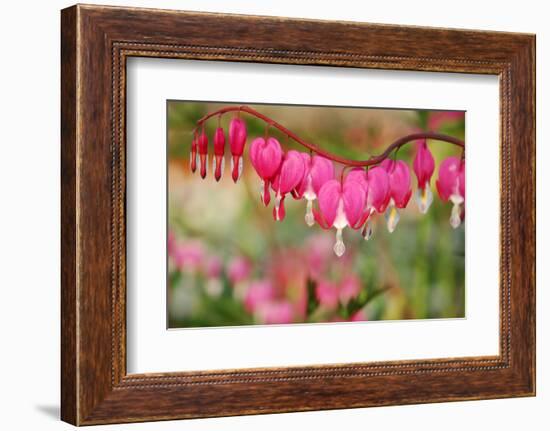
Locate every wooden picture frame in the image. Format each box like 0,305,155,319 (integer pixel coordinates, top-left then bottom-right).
61,4,536,425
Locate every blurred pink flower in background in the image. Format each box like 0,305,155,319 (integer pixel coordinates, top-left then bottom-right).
244,280,275,313
256,301,294,324
267,250,308,320
227,256,252,284
204,255,223,279
339,275,361,304
172,240,205,272
316,280,340,309
427,111,464,131
316,275,361,309
305,234,334,280
167,230,176,256
350,310,368,322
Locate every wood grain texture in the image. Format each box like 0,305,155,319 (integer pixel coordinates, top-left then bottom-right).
60,4,536,425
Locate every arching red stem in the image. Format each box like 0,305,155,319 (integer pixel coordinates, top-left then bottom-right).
195,105,464,168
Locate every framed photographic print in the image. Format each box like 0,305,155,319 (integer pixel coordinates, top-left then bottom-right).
61,4,536,425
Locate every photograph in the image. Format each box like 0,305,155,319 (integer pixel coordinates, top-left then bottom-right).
167,101,466,328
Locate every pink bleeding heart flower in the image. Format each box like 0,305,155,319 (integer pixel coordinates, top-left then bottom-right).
190,134,198,173
366,167,391,214
198,131,208,179
213,127,225,182
380,159,412,233
249,137,283,206
229,118,247,182
357,166,391,241
271,150,307,221
313,175,370,257
345,168,369,191
413,140,435,214
436,156,466,228
293,154,335,226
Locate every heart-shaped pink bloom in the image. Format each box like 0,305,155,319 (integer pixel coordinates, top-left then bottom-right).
380,159,412,208
366,166,390,213
345,168,368,192
342,177,368,228
250,137,283,205
380,159,412,233
294,154,335,199
271,150,307,221
294,154,335,226
436,156,466,228
436,156,464,202
348,166,391,240
213,127,225,182
314,176,369,256
413,140,435,189
229,118,247,182
198,131,209,179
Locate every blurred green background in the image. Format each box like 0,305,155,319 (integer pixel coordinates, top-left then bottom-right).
167,101,465,328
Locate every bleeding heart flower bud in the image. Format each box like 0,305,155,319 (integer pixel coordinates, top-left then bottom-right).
436,156,465,228
413,140,435,214
190,134,198,173
198,131,208,179
250,137,283,205
213,127,225,182
294,154,335,226
229,118,247,182
380,159,412,233
271,150,307,221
